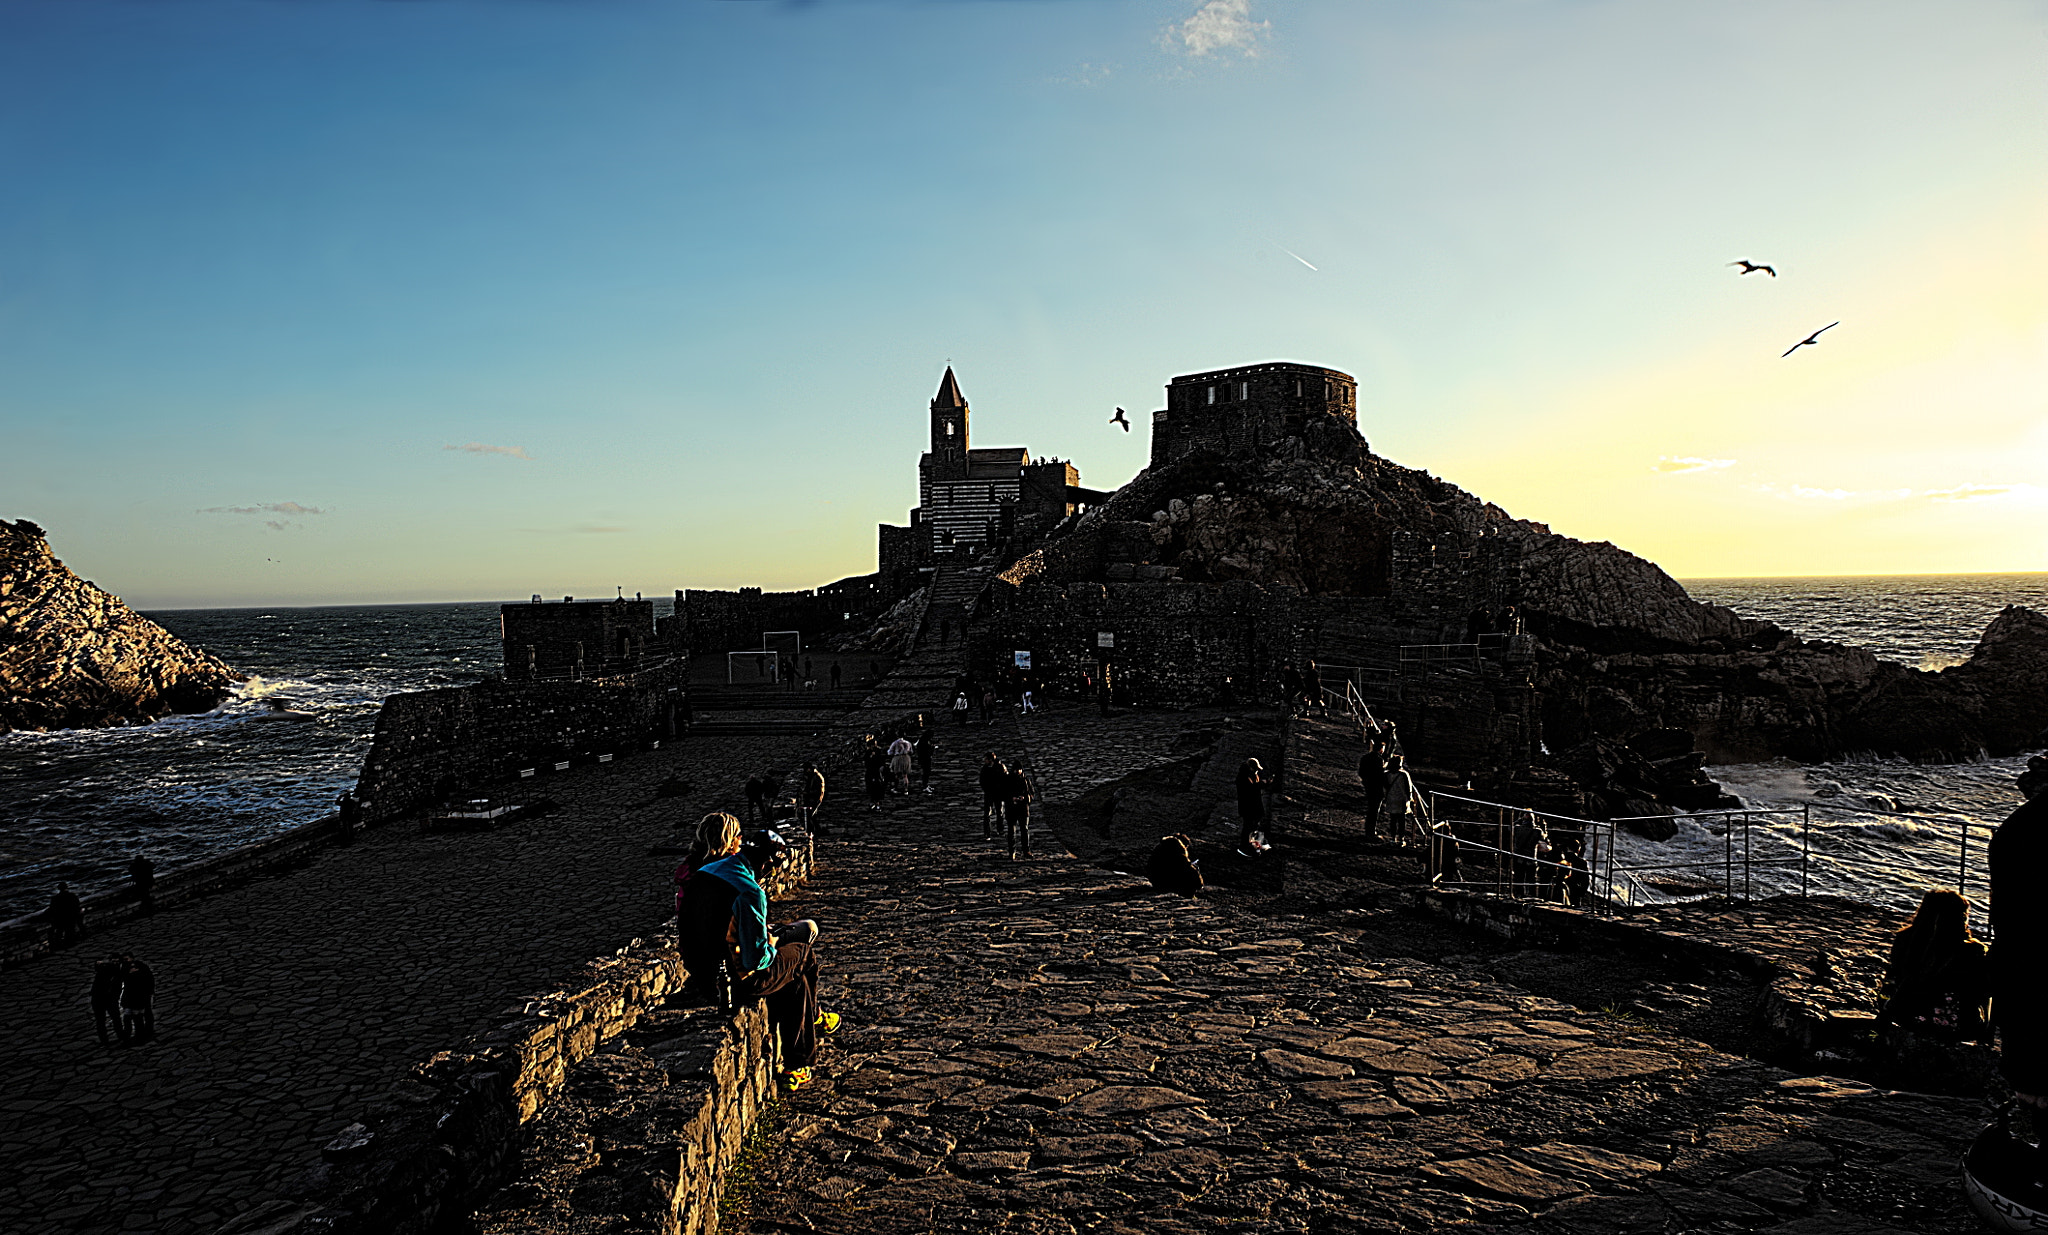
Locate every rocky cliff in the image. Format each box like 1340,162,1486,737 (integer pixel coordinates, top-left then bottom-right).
0,520,240,732
1004,413,2048,767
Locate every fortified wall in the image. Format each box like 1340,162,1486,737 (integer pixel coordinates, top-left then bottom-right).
678,574,892,658
354,599,686,820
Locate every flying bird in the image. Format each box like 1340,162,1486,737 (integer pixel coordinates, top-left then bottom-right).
1730,259,1776,277
1110,408,1130,432
1782,322,1839,357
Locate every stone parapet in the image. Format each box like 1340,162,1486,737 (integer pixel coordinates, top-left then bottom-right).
211,836,813,1235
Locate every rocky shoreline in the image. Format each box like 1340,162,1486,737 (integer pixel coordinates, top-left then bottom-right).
0,519,239,733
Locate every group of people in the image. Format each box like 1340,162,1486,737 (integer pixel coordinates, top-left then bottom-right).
1279,660,1327,716
743,765,828,831
91,955,157,1046
949,670,1038,725
1355,718,1425,844
861,726,934,810
671,812,836,1092
977,751,1037,859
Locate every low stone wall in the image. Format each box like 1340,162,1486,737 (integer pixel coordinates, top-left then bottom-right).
355,669,685,822
212,836,813,1235
0,812,349,969
1415,887,1882,1057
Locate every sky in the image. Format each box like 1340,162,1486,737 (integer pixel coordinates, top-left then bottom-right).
2,0,2045,607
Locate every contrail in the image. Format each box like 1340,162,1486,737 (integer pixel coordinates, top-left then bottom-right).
1277,245,1318,271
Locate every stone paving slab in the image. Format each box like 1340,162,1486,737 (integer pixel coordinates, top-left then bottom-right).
0,733,805,1235
503,705,1988,1234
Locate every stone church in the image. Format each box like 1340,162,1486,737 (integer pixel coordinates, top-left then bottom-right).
877,367,1105,576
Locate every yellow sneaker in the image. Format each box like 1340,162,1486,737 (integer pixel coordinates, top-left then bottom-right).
782,1066,815,1092
815,1011,841,1034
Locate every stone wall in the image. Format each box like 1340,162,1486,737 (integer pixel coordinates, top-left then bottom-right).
1149,361,1358,467
353,669,685,820
500,598,660,682
679,585,877,658
215,838,814,1235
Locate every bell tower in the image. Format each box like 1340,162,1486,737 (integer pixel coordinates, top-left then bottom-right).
929,366,970,479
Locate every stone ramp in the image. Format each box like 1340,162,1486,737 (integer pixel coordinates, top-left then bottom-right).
702,715,1987,1234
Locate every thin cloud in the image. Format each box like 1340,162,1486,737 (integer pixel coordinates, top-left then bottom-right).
1923,483,2016,502
1167,0,1269,59
1652,457,1736,474
1049,62,1114,87
516,524,629,535
1275,244,1318,271
198,502,327,517
445,442,533,460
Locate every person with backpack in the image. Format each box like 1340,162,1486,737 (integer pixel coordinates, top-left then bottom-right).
676,830,837,1092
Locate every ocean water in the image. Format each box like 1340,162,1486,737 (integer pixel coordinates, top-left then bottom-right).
0,603,514,921
2,579,2040,924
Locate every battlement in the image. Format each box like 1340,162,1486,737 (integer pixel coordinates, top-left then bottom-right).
500,598,660,681
1150,361,1358,466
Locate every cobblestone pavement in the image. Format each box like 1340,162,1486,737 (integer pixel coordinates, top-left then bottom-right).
715,705,1986,1234
0,733,803,1235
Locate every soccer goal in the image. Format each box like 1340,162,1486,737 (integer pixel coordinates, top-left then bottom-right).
763,630,803,661
727,650,781,684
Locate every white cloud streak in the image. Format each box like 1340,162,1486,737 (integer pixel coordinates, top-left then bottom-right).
198,502,327,517
1653,456,1736,474
444,442,533,460
1167,0,1269,59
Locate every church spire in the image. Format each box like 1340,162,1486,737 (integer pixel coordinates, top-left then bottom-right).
932,366,966,409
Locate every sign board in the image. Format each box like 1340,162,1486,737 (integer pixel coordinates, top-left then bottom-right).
1013,651,1031,669
1096,632,1115,649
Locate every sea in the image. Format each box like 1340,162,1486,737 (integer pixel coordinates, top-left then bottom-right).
1,579,2042,924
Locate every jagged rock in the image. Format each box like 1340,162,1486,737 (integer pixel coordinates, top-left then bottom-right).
0,519,239,732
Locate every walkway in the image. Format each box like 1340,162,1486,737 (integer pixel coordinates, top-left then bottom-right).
0,733,799,1235
500,701,1989,1233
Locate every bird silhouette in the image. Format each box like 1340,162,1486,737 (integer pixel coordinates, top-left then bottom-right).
1730,259,1777,278
1110,408,1130,432
1782,322,1839,357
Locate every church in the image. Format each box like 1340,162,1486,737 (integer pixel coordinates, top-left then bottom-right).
877,367,1106,578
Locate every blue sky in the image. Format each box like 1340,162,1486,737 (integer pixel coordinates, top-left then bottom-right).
4,0,2046,606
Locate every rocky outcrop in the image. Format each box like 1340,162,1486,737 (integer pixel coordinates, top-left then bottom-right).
0,519,239,732
1001,417,2048,767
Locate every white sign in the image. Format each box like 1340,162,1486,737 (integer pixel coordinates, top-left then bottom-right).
1096,632,1115,649
1014,651,1032,669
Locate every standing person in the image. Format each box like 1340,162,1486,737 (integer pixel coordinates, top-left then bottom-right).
678,831,836,1092
1004,761,1036,860
1235,759,1273,857
92,957,128,1046
799,764,827,833
979,687,996,726
863,738,889,814
1097,666,1113,718
830,662,842,690
1280,665,1303,715
914,728,935,794
953,691,971,726
1990,773,2048,1153
128,856,157,914
44,883,83,947
744,776,767,824
1303,661,1324,712
1385,754,1421,842
804,656,814,686
1358,747,1389,841
1020,685,1036,714
979,753,1007,840
1218,676,1238,709
887,734,914,795
120,956,156,1043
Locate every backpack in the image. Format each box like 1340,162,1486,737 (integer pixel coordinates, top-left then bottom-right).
1146,834,1203,895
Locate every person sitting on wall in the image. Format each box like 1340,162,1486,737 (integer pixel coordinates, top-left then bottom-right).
675,812,742,938
679,829,836,1092
1878,887,1991,1042
1146,834,1203,895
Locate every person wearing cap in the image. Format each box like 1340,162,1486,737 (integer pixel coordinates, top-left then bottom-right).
679,829,836,1091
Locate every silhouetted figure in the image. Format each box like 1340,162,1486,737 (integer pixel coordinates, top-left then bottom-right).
1003,762,1036,860
829,662,842,690
1879,888,1990,1042
1991,776,2048,1124
1782,321,1839,357
336,792,363,845
1303,661,1324,711
745,775,768,823
1219,676,1237,708
92,957,128,1045
44,883,83,947
1358,750,1389,840
799,764,826,832
1146,834,1203,894
862,738,888,814
121,957,156,1043
980,753,1007,840
914,729,935,792
1279,665,1303,714
1235,758,1272,856
128,856,156,915
1729,259,1776,277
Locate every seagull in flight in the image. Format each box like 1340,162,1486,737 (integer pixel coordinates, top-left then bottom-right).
1730,259,1776,278
1110,408,1130,432
1782,322,1839,357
